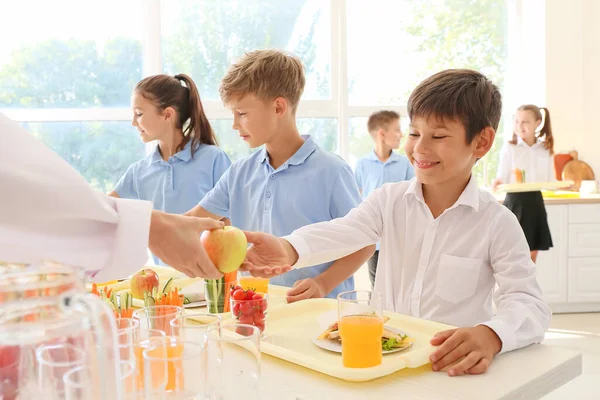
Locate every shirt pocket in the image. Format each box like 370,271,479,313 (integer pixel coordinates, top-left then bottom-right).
435,254,482,304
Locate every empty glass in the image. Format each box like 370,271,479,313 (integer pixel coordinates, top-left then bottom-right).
204,322,261,400
142,337,206,399
36,343,86,399
169,313,220,343
63,360,136,400
133,306,182,335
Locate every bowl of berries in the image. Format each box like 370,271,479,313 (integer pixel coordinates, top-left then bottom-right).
229,284,268,334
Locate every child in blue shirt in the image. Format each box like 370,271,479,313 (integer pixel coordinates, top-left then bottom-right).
187,50,374,301
355,110,414,286
110,74,231,264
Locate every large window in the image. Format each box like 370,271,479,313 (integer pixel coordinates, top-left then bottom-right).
22,121,146,192
0,0,143,108
2,0,512,189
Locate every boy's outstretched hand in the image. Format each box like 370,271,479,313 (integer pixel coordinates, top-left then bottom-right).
241,231,297,278
429,325,502,376
286,278,326,303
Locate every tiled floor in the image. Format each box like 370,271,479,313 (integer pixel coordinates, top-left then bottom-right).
354,266,600,399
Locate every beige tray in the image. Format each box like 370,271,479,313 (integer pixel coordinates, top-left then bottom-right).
497,181,573,193
261,298,455,382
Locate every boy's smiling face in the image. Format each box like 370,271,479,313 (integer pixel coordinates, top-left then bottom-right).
405,115,494,186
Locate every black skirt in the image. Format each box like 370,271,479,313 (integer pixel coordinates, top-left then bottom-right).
504,191,553,251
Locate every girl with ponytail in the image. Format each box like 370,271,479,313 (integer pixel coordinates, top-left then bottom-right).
110,74,231,264
493,105,555,263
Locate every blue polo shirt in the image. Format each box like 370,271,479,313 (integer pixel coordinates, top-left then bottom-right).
199,135,361,298
355,150,414,251
355,151,414,198
114,141,231,263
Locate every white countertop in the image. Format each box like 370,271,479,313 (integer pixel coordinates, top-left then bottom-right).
259,343,582,400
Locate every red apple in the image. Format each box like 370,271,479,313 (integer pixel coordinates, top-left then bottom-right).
200,226,247,273
130,269,159,300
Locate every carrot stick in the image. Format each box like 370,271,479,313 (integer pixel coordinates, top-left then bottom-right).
224,284,231,313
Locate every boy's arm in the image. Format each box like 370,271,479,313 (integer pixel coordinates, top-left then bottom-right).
289,169,383,267
244,192,383,277
311,244,375,293
427,208,551,377
286,164,377,300
185,166,231,221
481,210,551,354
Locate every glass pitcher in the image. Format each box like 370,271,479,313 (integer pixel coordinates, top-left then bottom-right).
0,262,123,400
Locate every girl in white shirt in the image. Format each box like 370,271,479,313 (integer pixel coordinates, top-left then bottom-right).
493,105,555,263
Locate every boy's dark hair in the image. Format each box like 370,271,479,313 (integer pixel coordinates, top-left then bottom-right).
407,69,502,143
367,110,400,133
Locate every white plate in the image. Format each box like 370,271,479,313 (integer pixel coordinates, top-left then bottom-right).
183,300,207,309
496,181,574,193
312,326,413,355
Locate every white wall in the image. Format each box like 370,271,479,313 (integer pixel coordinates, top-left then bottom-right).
544,0,600,176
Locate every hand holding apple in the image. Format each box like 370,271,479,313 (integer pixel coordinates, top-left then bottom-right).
200,226,248,273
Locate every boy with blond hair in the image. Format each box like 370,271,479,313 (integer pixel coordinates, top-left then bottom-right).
186,50,374,301
355,110,414,286
242,69,551,376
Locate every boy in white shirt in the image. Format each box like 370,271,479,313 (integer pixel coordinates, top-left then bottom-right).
241,69,551,376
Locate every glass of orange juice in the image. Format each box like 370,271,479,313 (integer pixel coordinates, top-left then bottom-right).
238,276,269,294
337,290,384,368
132,329,165,392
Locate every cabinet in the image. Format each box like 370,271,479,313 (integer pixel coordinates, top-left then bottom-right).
536,205,568,304
536,202,600,313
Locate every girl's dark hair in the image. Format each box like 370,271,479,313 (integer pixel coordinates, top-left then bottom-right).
135,74,217,155
510,105,554,155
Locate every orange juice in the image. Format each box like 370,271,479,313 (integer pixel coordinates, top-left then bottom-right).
239,276,269,294
338,315,383,368
134,342,150,391
142,341,184,392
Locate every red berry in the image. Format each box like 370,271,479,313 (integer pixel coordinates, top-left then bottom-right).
232,289,246,301
255,320,265,333
240,302,254,316
253,311,265,322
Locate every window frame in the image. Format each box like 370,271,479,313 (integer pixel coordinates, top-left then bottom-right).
1,0,517,187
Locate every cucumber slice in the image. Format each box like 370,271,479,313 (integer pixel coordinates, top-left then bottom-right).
162,277,175,294
144,292,156,307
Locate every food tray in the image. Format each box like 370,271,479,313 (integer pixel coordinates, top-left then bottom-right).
260,298,454,382
496,181,573,193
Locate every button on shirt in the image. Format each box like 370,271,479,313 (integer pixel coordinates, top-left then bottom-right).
114,141,231,214
355,151,415,198
496,137,554,184
284,177,551,354
199,135,362,298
